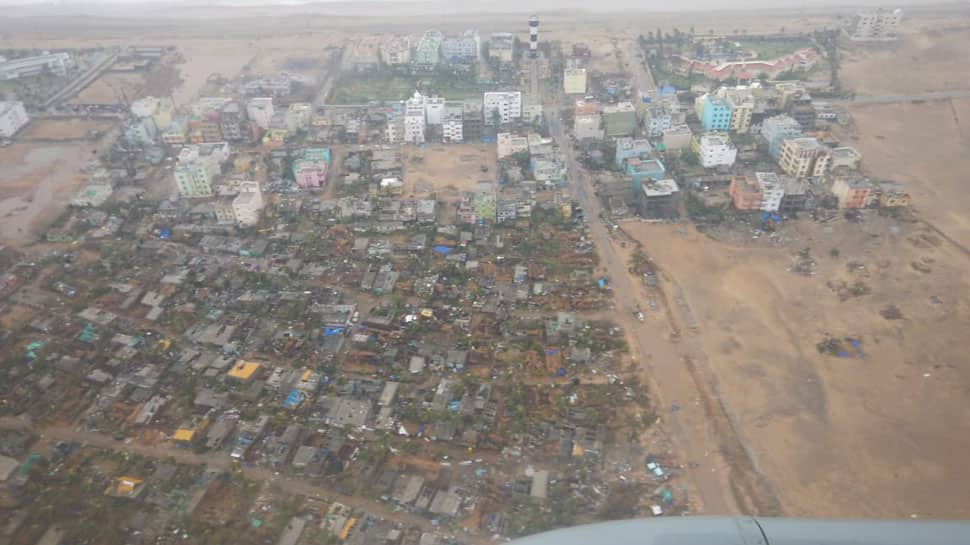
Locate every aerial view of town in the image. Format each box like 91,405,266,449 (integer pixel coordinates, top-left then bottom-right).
0,1,968,544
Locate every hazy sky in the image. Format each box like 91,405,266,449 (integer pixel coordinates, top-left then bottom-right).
0,0,945,7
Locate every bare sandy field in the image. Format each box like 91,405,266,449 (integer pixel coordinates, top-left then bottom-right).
626,219,970,519
20,118,115,140
400,144,497,200
0,141,98,246
840,98,970,249
69,72,145,105
841,25,970,96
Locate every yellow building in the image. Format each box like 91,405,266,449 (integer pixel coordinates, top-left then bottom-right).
563,67,588,95
172,428,195,443
227,360,261,381
105,475,145,498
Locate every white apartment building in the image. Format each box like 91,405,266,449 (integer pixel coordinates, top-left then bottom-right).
497,132,528,158
246,98,274,130
563,68,588,95
717,86,755,133
441,30,480,63
131,96,174,132
643,104,671,138
174,142,230,198
0,100,29,138
443,106,463,143
693,133,738,168
385,115,404,144
483,91,522,125
0,52,73,80
488,33,515,63
232,181,264,227
284,103,312,132
405,104,426,144
754,172,785,212
850,8,903,41
425,97,446,126
574,114,603,140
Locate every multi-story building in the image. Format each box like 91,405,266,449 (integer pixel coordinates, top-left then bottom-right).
693,133,738,168
415,30,444,66
497,132,529,158
615,137,652,168
662,124,693,151
240,74,292,97
778,175,811,214
462,99,483,142
292,148,331,189
0,101,29,138
0,52,73,80
441,30,480,64
122,116,157,147
829,147,862,171
787,91,816,131
754,172,785,212
384,115,404,144
219,102,247,142
404,93,427,144
625,158,666,192
161,116,188,146
778,137,830,178
531,158,565,183
442,105,463,143
716,86,754,133
130,96,174,131
697,94,733,132
246,98,274,130
643,104,672,138
232,181,264,227
729,175,762,211
638,179,680,219
483,91,522,125
472,182,497,222
574,113,603,140
563,67,588,95
348,36,381,71
850,8,903,41
832,177,875,208
380,36,411,66
424,96,446,125
188,114,223,143
488,33,515,63
760,114,803,159
285,103,312,132
602,102,637,137
174,142,230,198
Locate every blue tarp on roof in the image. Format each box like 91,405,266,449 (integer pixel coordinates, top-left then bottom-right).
433,246,453,255
283,389,304,409
323,327,343,336
546,348,558,356
159,228,171,239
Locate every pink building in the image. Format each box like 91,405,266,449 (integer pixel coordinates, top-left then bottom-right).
291,148,331,189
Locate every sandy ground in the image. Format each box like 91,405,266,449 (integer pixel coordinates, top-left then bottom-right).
841,25,970,96
0,141,100,246
625,219,970,519
401,144,497,200
840,99,970,250
68,72,146,105
19,118,115,140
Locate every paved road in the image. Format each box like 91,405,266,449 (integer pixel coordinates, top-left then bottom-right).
545,100,735,515
4,422,492,544
837,90,970,106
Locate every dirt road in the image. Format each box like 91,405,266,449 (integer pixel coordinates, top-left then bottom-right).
546,100,762,515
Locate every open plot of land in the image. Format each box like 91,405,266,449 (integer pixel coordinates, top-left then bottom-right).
19,118,114,140
328,72,486,104
841,98,970,249
68,72,145,105
625,220,970,519
0,141,97,246
841,26,970,96
401,144,496,200
737,37,813,60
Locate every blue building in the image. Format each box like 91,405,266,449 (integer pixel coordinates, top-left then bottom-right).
625,158,666,193
700,95,733,132
614,137,652,168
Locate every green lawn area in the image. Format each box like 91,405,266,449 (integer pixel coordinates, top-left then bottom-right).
328,72,488,104
736,37,814,60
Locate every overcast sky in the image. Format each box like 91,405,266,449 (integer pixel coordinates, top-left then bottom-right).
0,0,940,7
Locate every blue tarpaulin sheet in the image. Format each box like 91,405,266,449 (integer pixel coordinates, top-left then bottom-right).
433,246,453,254
284,389,304,409
449,400,461,412
598,278,607,288
323,327,343,336
546,348,558,355
159,228,171,239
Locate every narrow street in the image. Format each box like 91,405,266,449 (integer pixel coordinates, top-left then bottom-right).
544,98,736,514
